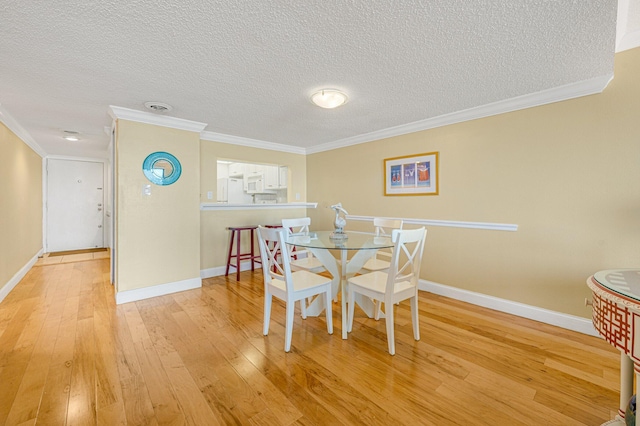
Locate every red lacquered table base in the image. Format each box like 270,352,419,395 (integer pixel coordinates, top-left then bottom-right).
588,269,640,426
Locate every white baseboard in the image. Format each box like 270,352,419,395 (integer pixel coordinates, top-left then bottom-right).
419,280,599,337
201,260,261,279
115,277,202,305
0,249,43,303
200,264,597,336
10,253,593,337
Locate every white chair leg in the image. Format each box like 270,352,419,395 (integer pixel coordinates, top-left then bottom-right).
411,295,420,341
285,302,295,352
300,298,307,319
347,288,356,333
263,293,272,336
386,302,395,355
325,289,333,334
374,300,382,320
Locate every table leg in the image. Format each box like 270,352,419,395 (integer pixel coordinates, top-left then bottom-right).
302,247,340,317
345,249,381,319
302,248,362,339
341,249,348,339
302,247,379,339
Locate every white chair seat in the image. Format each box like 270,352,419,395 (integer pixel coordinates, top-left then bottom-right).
290,256,325,273
270,270,333,294
360,257,391,272
348,271,414,296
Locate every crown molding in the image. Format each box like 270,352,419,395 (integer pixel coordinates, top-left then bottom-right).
616,30,640,53
201,130,306,155
0,104,47,157
306,73,614,154
108,106,208,133
111,72,614,156
46,154,107,163
616,0,640,53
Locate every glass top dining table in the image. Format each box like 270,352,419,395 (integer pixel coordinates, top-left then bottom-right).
285,231,394,251
284,231,395,339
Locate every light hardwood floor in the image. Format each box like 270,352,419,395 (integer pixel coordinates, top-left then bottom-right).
0,257,621,425
35,250,110,266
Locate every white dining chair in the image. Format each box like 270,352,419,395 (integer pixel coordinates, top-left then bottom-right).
361,218,403,272
281,217,325,273
257,225,333,352
347,227,427,355
360,218,403,319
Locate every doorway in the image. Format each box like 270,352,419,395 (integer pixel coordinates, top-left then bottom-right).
46,158,105,252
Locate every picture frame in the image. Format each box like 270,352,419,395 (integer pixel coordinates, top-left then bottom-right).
384,152,439,196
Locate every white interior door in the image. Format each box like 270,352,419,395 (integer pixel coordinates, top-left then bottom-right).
47,159,104,252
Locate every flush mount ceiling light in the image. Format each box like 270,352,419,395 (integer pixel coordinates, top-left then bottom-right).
310,89,348,109
62,130,80,141
144,101,173,113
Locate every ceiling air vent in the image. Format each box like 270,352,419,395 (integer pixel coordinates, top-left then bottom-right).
62,130,80,141
144,101,173,113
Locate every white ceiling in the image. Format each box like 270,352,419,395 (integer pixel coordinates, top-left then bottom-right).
1,1,639,158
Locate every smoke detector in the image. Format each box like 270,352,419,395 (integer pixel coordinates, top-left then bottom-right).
144,101,173,113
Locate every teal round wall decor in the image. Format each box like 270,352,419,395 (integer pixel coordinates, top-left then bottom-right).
142,151,182,185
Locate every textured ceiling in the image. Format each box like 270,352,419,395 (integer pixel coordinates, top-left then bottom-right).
0,0,634,158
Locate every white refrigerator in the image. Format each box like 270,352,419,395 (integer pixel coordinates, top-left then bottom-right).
217,178,247,203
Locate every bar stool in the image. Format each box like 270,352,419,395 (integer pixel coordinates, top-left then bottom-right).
225,225,261,281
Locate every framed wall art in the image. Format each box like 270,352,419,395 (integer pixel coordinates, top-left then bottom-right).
384,152,439,196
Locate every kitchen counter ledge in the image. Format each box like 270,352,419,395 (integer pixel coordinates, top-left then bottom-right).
200,202,317,211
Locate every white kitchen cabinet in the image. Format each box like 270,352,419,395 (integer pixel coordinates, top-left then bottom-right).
216,160,289,200
278,166,288,189
228,163,245,177
263,165,279,190
248,164,263,174
244,166,262,180
243,165,261,190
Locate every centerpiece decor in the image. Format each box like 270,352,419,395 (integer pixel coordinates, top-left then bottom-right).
329,203,349,242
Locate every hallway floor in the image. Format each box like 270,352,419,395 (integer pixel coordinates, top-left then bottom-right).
35,249,110,266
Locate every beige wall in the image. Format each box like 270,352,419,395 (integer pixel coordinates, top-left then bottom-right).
200,140,308,270
0,122,42,289
115,120,201,292
308,47,640,319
